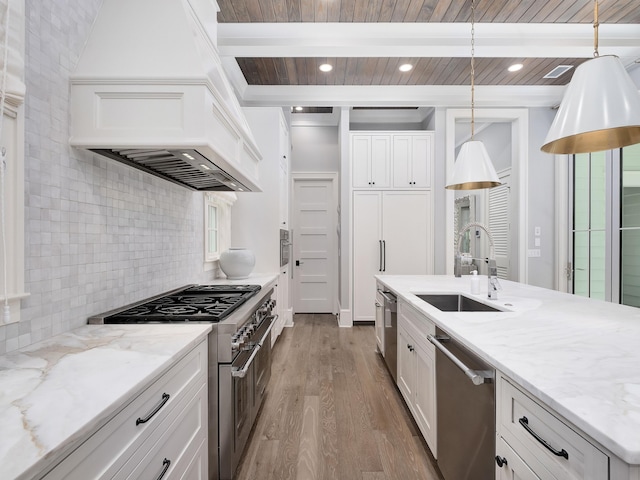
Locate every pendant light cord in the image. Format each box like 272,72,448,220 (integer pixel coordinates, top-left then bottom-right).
470,0,476,139
0,0,12,321
593,0,599,57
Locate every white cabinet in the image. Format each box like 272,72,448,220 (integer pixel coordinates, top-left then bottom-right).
351,132,434,189
352,191,432,322
396,301,437,457
496,373,608,480
274,265,290,344
43,341,208,480
352,134,392,188
496,436,542,480
392,133,433,188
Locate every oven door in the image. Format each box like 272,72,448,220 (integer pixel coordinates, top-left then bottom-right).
219,348,254,480
253,315,276,417
219,316,276,480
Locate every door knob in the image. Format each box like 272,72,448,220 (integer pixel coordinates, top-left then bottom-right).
295,260,304,266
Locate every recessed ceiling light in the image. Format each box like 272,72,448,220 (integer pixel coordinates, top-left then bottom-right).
295,106,303,111
319,63,333,72
399,63,413,72
508,63,524,73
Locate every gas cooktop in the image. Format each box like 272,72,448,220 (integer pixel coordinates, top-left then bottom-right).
97,284,261,324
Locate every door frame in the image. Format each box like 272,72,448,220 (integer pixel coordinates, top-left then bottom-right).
445,108,529,283
291,172,339,316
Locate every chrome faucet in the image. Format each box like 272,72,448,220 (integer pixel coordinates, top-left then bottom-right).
455,222,502,299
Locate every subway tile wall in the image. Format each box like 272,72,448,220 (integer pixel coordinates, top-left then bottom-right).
0,0,217,354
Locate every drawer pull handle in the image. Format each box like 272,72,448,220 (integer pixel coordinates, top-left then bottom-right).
518,416,569,459
495,456,508,468
155,458,171,480
136,393,170,426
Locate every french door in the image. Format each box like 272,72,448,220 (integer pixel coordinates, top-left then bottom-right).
569,143,640,307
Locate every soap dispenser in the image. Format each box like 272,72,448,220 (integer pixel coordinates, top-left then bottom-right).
470,270,480,294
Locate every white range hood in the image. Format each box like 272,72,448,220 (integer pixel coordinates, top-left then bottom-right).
69,0,262,192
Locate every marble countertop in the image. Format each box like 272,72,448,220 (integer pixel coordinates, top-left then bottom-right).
376,274,640,465
0,323,212,480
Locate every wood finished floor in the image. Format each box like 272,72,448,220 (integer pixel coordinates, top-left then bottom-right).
235,314,444,480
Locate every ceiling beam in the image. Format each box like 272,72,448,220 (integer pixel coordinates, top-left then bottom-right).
218,23,640,62
236,84,566,108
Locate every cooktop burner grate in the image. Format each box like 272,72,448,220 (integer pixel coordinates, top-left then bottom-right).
101,284,261,324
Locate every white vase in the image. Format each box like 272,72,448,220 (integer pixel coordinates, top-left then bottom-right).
219,248,255,280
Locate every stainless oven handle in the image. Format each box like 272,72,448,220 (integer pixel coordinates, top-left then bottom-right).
232,315,277,378
427,334,493,385
232,346,260,378
258,315,277,346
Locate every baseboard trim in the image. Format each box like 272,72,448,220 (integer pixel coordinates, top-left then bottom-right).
339,308,352,327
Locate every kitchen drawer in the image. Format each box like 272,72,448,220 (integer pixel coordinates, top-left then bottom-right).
398,300,435,342
116,382,208,480
42,340,208,480
498,376,608,480
496,436,542,480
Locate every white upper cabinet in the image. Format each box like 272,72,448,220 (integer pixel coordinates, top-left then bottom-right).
392,133,433,188
352,134,392,188
351,132,433,189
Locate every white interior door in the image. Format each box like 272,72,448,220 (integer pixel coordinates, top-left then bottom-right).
292,177,336,313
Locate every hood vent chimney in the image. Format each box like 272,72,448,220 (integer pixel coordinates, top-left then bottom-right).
69,0,262,192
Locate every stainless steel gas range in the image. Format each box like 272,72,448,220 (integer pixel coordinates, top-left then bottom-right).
88,283,276,480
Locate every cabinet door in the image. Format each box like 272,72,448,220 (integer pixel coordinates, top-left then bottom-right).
370,135,391,188
392,135,412,188
410,134,432,188
382,191,431,274
279,118,290,227
414,341,437,457
352,135,372,188
352,191,382,322
279,161,289,228
397,324,416,412
496,436,542,480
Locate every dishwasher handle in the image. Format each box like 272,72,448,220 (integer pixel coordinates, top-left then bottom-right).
427,334,493,385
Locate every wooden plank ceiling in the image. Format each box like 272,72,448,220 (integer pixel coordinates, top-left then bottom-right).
236,57,587,86
217,0,639,88
217,0,640,24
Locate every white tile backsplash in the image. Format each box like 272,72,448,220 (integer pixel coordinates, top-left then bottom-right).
0,0,218,353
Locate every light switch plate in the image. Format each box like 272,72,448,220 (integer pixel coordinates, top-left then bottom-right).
528,249,541,257
534,237,541,247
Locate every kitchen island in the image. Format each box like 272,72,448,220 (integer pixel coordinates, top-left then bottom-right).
0,323,212,480
377,274,640,478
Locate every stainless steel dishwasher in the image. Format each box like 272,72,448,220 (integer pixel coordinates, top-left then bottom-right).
379,290,397,383
428,327,495,480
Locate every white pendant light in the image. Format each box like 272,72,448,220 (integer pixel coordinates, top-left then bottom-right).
541,1,640,154
446,0,500,190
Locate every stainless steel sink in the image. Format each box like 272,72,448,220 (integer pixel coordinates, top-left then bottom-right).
416,294,502,312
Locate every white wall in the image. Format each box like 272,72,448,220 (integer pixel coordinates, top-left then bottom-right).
231,107,283,274
0,0,217,354
527,108,558,289
291,125,340,172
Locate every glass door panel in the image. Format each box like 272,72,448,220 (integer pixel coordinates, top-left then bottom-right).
621,144,640,307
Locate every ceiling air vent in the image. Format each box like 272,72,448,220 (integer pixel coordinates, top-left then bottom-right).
544,65,574,79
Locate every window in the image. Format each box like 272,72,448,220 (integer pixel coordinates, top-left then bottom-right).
205,201,219,261
204,193,235,264
569,144,640,307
